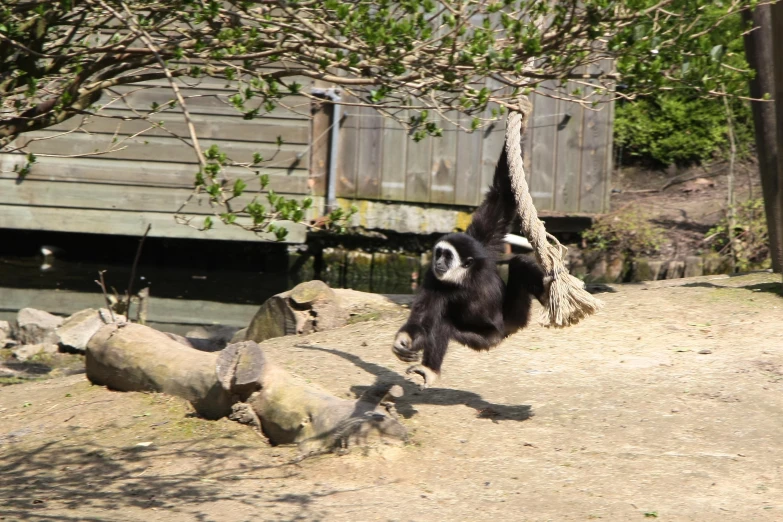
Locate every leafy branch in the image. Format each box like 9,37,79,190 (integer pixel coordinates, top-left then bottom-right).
1,0,764,239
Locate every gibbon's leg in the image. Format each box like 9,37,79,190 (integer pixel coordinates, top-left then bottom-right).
406,323,450,389
503,255,546,336
450,327,505,351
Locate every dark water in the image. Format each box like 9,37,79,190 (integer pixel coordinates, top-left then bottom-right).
0,229,415,307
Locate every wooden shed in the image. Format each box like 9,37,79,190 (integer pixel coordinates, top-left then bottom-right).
0,75,613,243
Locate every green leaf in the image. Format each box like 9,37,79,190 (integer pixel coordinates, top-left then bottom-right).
233,179,247,197
203,216,213,230
710,44,724,62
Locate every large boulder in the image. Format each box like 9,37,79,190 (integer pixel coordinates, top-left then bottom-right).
56,308,126,353
15,308,63,345
246,280,349,343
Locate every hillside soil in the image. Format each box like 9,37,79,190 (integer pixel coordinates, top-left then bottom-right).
1,272,782,522
610,161,763,261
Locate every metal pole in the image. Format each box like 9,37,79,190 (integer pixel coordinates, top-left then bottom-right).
311,87,342,213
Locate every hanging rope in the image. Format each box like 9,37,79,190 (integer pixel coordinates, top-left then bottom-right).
504,103,603,328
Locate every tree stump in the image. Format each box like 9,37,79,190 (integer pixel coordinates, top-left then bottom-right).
245,280,348,343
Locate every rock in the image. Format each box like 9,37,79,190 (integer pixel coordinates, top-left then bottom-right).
163,332,220,352
13,343,59,362
632,258,663,282
15,308,63,345
684,256,704,278
230,327,248,344
184,325,241,352
566,248,587,279
664,259,685,280
605,254,627,283
680,177,715,193
56,308,126,353
702,252,728,275
331,288,404,314
246,280,349,343
0,320,10,346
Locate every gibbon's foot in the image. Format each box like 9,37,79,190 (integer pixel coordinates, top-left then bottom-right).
392,331,422,362
229,402,262,430
406,364,439,389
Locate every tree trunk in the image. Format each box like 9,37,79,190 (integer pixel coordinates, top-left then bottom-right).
743,6,782,273
773,3,783,283
86,323,407,453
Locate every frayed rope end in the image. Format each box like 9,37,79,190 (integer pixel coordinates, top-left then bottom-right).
539,272,603,328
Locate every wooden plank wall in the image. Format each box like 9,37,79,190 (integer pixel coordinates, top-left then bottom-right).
1,74,614,244
337,84,614,214
0,74,313,242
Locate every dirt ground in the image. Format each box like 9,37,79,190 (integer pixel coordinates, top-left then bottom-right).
1,271,782,522
610,161,763,261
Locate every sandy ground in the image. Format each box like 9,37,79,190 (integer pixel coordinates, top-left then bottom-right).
1,272,782,522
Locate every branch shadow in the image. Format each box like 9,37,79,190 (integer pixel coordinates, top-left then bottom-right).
0,432,371,521
295,344,533,423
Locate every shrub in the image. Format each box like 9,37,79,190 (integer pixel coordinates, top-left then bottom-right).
705,199,770,272
614,94,753,168
582,208,666,255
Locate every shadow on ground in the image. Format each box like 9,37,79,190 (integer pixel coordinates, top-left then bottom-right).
295,343,533,423
680,281,782,297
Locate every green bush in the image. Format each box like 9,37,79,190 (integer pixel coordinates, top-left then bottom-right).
706,199,770,272
614,7,754,168
614,94,753,167
582,208,666,255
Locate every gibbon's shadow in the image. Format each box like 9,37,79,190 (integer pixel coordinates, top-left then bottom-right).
680,280,782,297
295,344,533,423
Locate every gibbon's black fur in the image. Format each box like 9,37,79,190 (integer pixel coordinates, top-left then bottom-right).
392,147,546,388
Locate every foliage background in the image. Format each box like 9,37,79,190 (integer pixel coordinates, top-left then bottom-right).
613,7,755,167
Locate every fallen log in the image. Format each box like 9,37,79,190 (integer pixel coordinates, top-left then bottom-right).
86,323,407,453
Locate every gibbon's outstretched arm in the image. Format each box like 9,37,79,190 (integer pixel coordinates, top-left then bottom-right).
464,147,517,255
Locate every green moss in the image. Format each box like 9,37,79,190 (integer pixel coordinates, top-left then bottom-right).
348,312,381,324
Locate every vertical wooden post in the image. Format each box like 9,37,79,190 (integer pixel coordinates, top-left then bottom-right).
772,2,783,283
743,6,782,272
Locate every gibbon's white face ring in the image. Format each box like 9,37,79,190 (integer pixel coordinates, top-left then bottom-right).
432,240,470,285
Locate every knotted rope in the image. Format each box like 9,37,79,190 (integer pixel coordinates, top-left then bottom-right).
504,105,603,327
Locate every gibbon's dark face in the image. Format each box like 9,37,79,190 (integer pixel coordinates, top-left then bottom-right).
431,234,483,285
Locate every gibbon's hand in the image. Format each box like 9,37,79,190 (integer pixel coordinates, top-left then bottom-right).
392,330,422,362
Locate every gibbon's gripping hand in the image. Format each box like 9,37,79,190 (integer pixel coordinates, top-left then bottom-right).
406,364,439,390
392,329,422,362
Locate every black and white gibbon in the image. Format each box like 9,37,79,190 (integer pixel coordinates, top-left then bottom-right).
392,146,546,388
